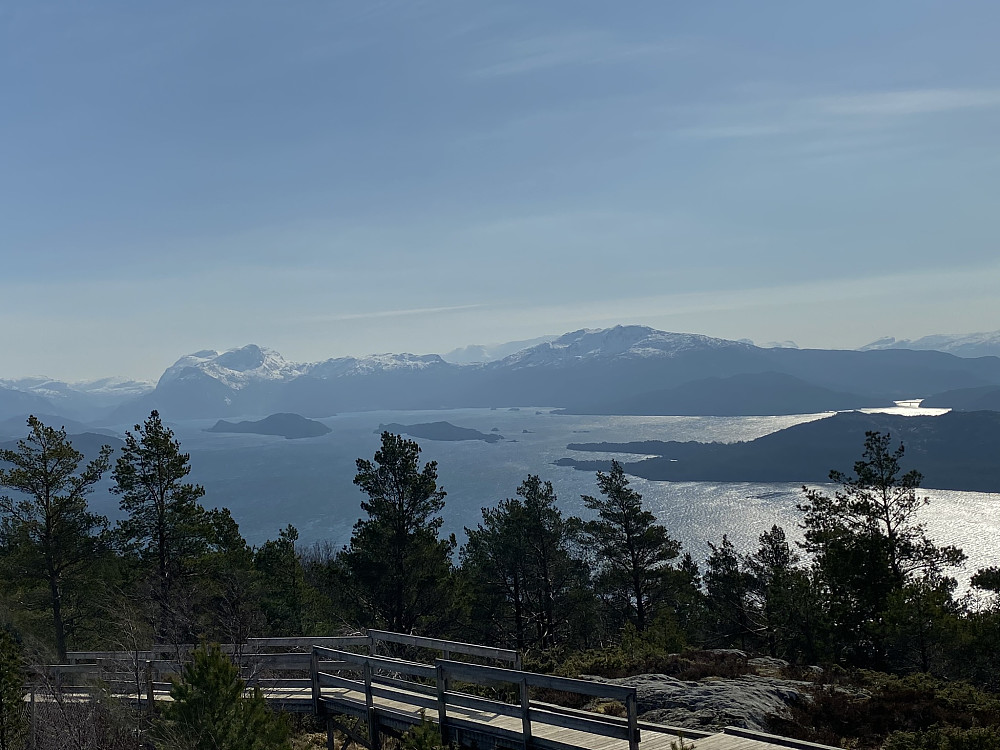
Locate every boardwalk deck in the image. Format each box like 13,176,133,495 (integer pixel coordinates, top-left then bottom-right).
33,633,836,750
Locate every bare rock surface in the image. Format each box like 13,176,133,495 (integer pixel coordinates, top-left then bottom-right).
585,673,812,733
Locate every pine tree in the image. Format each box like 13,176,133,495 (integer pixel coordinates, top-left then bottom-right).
0,416,111,660
582,461,681,632
343,432,455,633
798,431,965,664
159,643,290,750
111,410,213,642
0,629,26,750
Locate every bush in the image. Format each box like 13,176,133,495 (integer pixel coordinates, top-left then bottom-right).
157,643,291,750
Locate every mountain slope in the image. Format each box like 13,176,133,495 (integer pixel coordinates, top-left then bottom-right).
97,326,1000,422
861,331,1000,358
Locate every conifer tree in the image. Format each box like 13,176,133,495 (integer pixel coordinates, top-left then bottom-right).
0,629,26,750
582,461,681,632
112,411,213,642
0,417,111,660
343,432,455,633
159,643,290,750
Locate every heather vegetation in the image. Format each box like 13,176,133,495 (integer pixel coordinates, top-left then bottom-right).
1,412,999,748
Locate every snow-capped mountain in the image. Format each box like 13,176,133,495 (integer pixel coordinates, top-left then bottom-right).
494,326,753,369
158,345,306,389
860,331,1000,358
10,324,1000,425
308,353,448,379
443,336,558,364
0,375,154,422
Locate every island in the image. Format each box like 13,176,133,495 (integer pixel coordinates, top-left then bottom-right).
206,413,332,439
556,410,1000,492
378,421,503,443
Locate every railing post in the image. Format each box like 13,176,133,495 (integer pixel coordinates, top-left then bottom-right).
145,660,155,709
311,649,321,715
364,660,380,750
519,677,531,750
626,690,639,750
435,663,448,743
30,686,36,750
442,650,451,693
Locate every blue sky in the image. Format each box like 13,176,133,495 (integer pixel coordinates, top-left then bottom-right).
2,1,998,379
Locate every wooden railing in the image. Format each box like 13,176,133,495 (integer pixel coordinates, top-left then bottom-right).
312,645,641,750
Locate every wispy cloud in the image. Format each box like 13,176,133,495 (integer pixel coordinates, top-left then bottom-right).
299,304,484,323
817,88,1000,117
678,87,1000,142
471,30,680,77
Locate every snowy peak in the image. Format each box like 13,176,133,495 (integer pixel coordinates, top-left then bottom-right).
496,325,753,368
158,345,305,390
308,352,448,378
860,331,1000,358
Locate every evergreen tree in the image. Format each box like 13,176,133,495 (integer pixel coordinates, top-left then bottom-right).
462,476,594,650
703,535,754,649
111,411,213,643
581,461,681,632
158,643,290,750
798,431,965,664
0,417,111,660
343,432,455,633
0,629,25,750
461,498,532,649
255,525,305,636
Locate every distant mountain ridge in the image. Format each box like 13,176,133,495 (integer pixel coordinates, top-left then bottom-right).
5,325,1000,424
861,330,1000,358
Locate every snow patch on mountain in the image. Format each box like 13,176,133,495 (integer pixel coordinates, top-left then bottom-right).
309,353,447,378
496,326,753,369
158,345,306,389
860,331,1000,358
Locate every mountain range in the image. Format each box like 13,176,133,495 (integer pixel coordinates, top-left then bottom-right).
3,325,1000,426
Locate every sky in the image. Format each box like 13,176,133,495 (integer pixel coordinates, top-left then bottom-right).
2,1,999,380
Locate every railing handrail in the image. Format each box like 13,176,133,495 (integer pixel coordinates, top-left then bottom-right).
368,629,520,666
313,646,437,680
435,658,637,702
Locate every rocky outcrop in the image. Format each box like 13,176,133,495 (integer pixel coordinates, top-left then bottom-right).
587,673,812,733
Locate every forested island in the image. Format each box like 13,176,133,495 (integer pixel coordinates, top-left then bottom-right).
206,412,332,439
559,410,1000,492
377,421,503,442
2,410,1000,748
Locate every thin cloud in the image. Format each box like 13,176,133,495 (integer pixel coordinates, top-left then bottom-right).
678,87,1000,142
300,304,484,323
471,30,680,77
817,88,1000,117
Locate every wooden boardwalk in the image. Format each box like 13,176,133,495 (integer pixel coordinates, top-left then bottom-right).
35,631,835,750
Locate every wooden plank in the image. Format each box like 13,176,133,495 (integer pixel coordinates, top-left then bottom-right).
528,707,630,740
249,678,313,689
373,674,436,696
518,732,587,750
249,636,371,649
368,630,518,664
443,691,522,719
438,660,636,701
369,684,438,711
320,694,368,718
319,672,365,691
720,727,841,750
